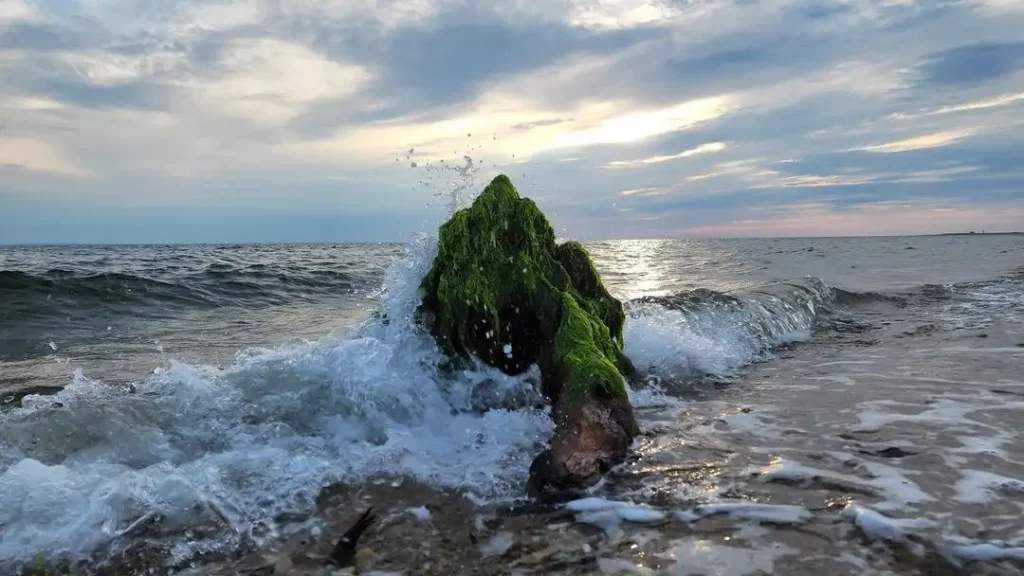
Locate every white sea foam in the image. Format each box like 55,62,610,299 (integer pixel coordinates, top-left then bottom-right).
479,532,515,557
953,470,1024,504
407,506,431,521
949,543,1024,563
566,497,666,523
841,503,935,543
694,503,811,525
566,498,666,540
750,457,934,511
0,235,553,568
849,397,981,433
950,432,1011,460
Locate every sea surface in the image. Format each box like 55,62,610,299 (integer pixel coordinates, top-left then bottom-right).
1,235,1023,575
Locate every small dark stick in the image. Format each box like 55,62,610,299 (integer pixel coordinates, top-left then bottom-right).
328,507,376,567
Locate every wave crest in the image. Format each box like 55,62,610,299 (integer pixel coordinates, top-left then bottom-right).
623,277,830,381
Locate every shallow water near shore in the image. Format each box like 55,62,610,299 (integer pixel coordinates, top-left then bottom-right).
2,234,1023,575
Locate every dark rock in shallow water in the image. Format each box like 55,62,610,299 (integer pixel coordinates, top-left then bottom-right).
417,174,638,494
329,508,376,567
860,446,918,458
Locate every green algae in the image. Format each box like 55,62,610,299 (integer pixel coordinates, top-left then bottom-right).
418,174,632,404
552,292,627,409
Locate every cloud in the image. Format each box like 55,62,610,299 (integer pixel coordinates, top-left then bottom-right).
0,137,91,176
890,91,1024,119
0,0,32,22
511,118,571,130
567,0,678,29
855,129,977,153
971,0,1024,16
293,14,662,129
677,200,1024,238
195,38,373,126
918,42,1024,86
742,165,984,190
546,96,733,150
767,174,875,188
605,141,726,168
891,166,982,182
5,96,64,111
0,21,87,51
620,186,669,196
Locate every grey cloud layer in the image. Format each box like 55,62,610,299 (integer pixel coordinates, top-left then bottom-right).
1,0,1023,243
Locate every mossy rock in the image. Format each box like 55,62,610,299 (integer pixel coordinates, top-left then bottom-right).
418,174,638,491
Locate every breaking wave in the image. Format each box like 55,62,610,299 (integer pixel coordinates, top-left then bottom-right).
623,278,832,381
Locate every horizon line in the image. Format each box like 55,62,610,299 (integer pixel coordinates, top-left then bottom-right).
1,231,1020,248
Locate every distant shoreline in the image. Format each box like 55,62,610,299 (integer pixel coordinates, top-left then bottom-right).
932,232,1024,236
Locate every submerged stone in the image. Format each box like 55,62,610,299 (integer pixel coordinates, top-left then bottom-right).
418,174,638,493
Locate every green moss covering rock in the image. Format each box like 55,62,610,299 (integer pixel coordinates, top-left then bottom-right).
418,174,639,492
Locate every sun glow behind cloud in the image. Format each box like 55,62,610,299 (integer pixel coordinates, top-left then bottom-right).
547,97,735,150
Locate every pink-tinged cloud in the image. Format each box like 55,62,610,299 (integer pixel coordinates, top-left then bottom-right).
855,129,976,153
605,142,727,168
620,186,670,196
889,92,1024,119
678,202,1024,237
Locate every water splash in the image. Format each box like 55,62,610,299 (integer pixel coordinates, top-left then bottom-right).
0,235,551,570
414,155,479,215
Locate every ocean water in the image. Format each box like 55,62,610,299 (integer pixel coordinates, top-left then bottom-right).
1,234,1023,574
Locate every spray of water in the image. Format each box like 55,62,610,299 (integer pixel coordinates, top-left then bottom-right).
0,235,552,570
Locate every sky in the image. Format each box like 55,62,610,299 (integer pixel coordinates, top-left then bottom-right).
1,0,1023,244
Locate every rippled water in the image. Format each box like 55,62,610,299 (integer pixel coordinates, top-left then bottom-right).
1,234,1023,575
